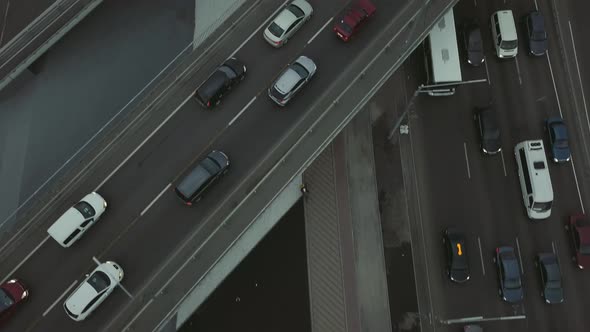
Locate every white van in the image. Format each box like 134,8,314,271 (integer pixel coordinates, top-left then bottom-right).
47,192,107,247
491,10,518,58
514,140,553,219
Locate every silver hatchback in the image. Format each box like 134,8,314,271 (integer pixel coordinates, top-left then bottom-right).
268,55,317,106
263,0,313,48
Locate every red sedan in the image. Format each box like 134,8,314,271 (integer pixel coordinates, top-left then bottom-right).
566,214,590,269
0,279,28,322
333,0,376,42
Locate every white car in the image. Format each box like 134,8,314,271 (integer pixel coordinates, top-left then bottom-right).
64,261,124,321
47,192,107,247
268,55,317,106
263,0,313,47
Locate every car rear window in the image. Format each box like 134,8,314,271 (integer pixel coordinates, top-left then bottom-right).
336,19,353,35
267,22,284,38
87,271,111,293
291,62,309,79
74,201,95,219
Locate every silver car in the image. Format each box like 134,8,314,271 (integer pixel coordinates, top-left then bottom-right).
268,55,317,106
263,0,313,48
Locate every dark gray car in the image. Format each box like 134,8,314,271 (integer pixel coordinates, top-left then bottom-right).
268,55,317,106
175,150,230,205
475,106,501,155
494,246,523,303
525,11,548,56
462,20,484,66
536,253,564,304
195,58,246,108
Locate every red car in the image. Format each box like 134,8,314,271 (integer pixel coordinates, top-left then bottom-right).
0,279,28,322
566,214,590,269
333,0,376,42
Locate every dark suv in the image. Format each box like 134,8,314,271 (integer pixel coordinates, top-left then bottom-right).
443,228,470,283
525,11,548,56
175,150,230,205
194,58,246,108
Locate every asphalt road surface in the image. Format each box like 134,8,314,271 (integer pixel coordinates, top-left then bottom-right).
400,0,590,331
0,0,414,331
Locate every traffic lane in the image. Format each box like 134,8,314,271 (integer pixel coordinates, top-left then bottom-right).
410,94,521,320
5,237,109,332
0,0,56,46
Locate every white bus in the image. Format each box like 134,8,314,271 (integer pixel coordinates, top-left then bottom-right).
514,140,554,220
423,8,462,96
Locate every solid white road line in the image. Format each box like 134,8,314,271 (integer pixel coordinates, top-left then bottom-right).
568,21,590,136
92,256,101,265
308,17,333,45
514,57,522,85
229,96,256,126
0,1,9,46
477,236,485,276
463,142,471,179
484,57,491,85
552,241,557,254
515,237,524,275
43,279,77,317
569,156,585,214
500,150,507,176
141,183,171,216
95,94,192,190
228,0,289,58
534,0,539,10
545,53,564,117
1,235,49,284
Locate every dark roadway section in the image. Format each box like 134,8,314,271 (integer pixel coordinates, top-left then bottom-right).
0,0,56,47
179,200,310,332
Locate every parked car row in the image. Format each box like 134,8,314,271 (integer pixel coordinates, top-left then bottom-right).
443,228,568,304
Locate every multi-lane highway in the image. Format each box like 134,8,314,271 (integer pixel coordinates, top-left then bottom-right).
399,0,590,331
0,0,425,330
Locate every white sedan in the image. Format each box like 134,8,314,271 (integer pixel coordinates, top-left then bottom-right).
64,261,124,321
263,0,313,47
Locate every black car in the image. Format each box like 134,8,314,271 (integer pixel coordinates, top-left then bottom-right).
536,253,564,304
443,228,470,283
525,11,548,56
546,117,571,163
462,20,484,66
174,150,230,205
475,107,501,155
194,58,246,108
494,246,523,303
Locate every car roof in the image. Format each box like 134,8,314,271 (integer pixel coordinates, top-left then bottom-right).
273,6,299,30
495,10,517,41
480,108,498,129
275,68,301,94
529,11,545,31
176,164,213,198
540,256,561,281
577,226,590,246
197,71,229,101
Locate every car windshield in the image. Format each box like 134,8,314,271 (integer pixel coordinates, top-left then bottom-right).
218,65,237,80
546,280,561,289
501,39,518,50
505,277,522,289
87,271,111,293
468,30,482,51
201,158,221,175
483,128,500,140
291,62,310,79
286,4,304,17
336,19,353,34
555,139,569,148
74,201,96,219
0,289,14,313
532,201,552,212
580,244,590,255
533,31,547,41
267,22,284,38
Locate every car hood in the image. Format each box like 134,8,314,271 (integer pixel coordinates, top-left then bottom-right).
82,192,107,215
65,283,99,315
1,281,27,302
577,252,590,268
552,146,570,161
530,39,547,55
468,50,484,65
483,138,501,154
503,287,523,303
450,269,470,283
543,287,564,304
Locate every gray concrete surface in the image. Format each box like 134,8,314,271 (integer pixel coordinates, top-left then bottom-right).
0,0,194,229
344,109,392,332
194,0,246,48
